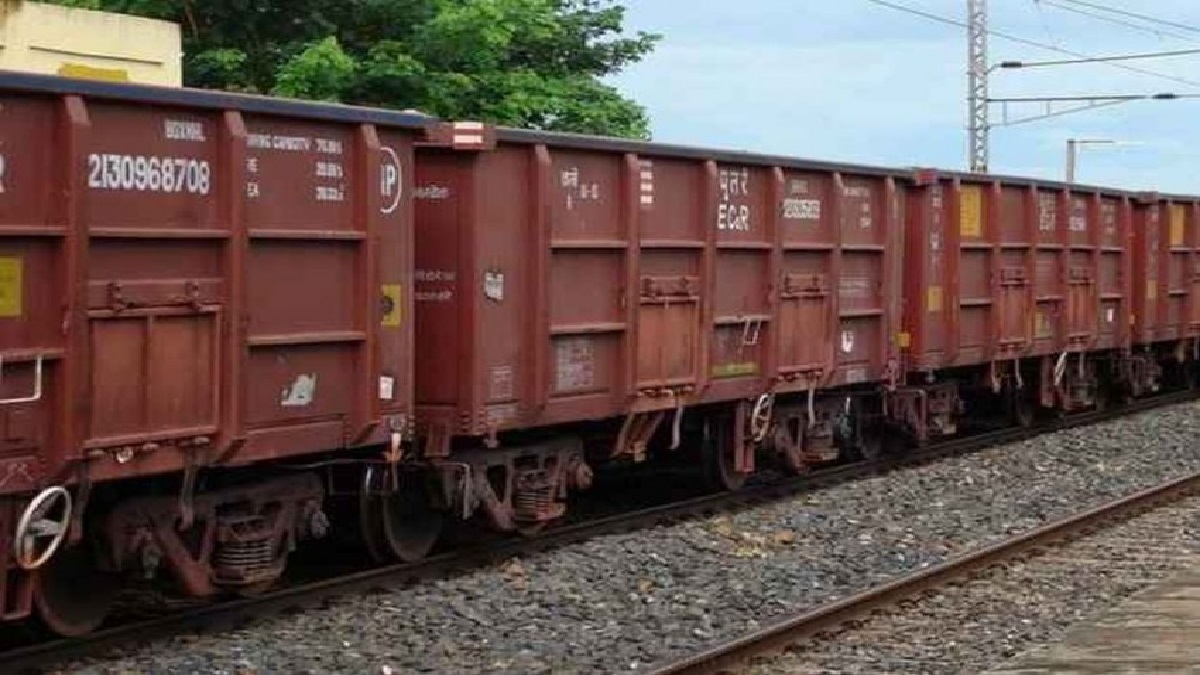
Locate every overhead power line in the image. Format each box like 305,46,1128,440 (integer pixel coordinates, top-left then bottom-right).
859,0,1200,88
1056,0,1200,36
1040,0,1200,44
992,93,1200,102
999,47,1200,69
1036,0,1195,43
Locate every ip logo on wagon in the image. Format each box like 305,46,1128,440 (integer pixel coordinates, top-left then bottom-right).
380,146,403,214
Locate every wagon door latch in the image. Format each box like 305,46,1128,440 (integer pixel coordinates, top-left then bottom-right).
185,280,204,311
106,281,127,313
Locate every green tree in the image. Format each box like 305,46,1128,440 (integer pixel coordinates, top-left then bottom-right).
47,0,659,138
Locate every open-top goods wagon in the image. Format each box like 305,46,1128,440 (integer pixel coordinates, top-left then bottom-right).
411,131,908,535
900,171,1135,434
898,172,1199,441
0,70,1196,639
405,142,1200,551
1131,192,1200,388
0,71,459,635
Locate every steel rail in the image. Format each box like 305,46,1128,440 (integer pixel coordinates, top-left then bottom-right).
647,434,1200,674
3,390,1197,674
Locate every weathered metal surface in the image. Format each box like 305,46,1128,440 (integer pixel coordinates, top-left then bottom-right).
0,74,427,499
904,174,1132,372
412,142,905,440
1133,196,1200,346
101,472,325,597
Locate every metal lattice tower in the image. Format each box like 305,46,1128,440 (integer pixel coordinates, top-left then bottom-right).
967,0,989,173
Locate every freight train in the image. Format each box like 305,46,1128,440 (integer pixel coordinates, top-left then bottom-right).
0,71,1194,636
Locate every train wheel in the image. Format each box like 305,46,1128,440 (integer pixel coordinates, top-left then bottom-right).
702,414,748,492
33,543,115,637
381,484,444,563
358,466,390,563
360,465,444,563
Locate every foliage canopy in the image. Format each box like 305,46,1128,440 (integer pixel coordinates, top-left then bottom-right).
49,0,659,138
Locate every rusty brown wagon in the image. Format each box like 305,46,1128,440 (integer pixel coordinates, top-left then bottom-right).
0,70,1196,638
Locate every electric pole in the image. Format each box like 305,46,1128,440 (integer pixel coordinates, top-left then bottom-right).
967,0,989,173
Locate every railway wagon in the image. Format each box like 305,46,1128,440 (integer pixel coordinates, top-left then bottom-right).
1131,193,1200,390
0,68,1196,641
409,130,910,541
900,172,1136,437
897,174,1200,443
405,137,1200,554
0,71,477,636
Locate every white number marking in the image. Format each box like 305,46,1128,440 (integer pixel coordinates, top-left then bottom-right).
86,154,212,195
783,198,821,220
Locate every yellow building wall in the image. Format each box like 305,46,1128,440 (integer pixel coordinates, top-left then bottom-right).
0,0,181,85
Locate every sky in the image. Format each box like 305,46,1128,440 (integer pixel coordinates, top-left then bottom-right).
606,0,1200,193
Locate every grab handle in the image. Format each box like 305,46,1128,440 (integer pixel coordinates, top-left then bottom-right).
0,354,43,405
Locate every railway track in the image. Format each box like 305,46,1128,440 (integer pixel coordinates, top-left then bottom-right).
746,494,1200,675
5,390,1197,675
647,409,1200,674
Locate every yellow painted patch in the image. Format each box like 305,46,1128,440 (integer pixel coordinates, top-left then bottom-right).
1036,311,1052,338
959,185,983,238
1170,204,1187,247
897,331,912,349
0,258,22,318
381,284,402,326
1148,283,1158,301
57,63,130,83
927,285,944,313
712,362,758,378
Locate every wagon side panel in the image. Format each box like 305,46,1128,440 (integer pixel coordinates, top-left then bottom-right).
412,150,470,435
777,170,839,384
707,161,773,400
79,102,230,477
902,180,950,371
0,93,65,495
830,172,895,386
946,179,997,367
994,183,1034,359
1095,194,1127,350
538,147,630,424
1031,188,1066,356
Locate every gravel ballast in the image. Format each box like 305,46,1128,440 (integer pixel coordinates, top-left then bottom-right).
748,495,1200,674
61,400,1200,675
